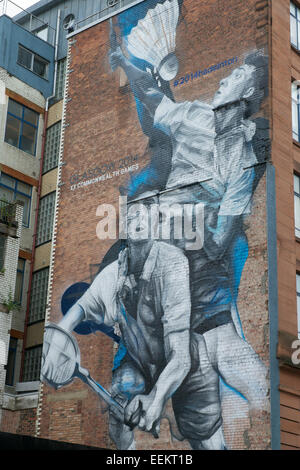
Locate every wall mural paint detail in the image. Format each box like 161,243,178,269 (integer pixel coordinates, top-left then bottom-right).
173,57,238,88
41,0,270,450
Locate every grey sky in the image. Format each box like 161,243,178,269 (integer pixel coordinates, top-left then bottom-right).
2,0,40,17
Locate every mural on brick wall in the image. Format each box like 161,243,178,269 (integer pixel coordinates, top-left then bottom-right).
41,0,270,450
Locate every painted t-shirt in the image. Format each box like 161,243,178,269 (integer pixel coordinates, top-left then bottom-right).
76,241,191,383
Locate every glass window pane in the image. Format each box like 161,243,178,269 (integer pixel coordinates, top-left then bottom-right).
55,59,66,100
291,15,297,46
36,192,56,245
18,258,25,271
18,46,32,69
297,20,300,50
20,122,36,155
294,174,300,193
43,121,61,173
297,273,300,294
24,107,38,127
29,268,49,323
15,270,23,303
292,84,299,141
5,114,21,147
23,346,42,382
292,81,298,100
33,56,48,78
17,180,32,196
0,186,13,204
291,2,296,15
5,338,18,386
0,174,32,227
16,193,30,226
295,194,300,234
5,99,39,155
36,26,48,41
0,173,16,190
292,100,298,137
7,100,22,118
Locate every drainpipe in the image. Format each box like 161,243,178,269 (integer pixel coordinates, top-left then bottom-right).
19,10,61,382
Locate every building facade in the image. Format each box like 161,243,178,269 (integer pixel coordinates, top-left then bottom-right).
37,0,275,451
0,0,300,451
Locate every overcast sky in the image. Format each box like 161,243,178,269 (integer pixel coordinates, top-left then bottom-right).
4,0,40,17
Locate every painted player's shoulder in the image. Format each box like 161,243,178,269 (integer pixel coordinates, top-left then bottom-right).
98,259,119,281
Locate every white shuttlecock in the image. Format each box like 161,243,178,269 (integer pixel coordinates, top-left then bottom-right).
126,0,180,81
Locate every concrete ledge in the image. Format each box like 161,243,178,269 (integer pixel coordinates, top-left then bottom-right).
16,381,39,392
3,391,38,410
47,389,88,402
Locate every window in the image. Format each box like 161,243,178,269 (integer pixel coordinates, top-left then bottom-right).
29,268,49,323
297,273,300,338
17,45,49,79
292,81,300,142
5,99,39,156
291,2,300,49
0,234,5,271
14,258,26,304
23,346,42,382
36,192,56,246
43,121,61,173
34,25,49,42
294,174,300,238
5,338,18,386
0,173,32,227
55,58,66,101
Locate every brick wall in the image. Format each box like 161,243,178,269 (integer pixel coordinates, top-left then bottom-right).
36,0,272,450
271,0,300,450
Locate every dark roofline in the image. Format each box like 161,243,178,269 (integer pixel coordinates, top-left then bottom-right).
13,0,64,24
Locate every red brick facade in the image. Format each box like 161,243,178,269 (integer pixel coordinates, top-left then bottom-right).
36,0,272,450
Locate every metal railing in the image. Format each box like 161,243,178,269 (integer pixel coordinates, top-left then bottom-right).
0,0,56,46
73,0,129,32
0,199,16,226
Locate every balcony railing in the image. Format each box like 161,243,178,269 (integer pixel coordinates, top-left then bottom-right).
0,0,56,46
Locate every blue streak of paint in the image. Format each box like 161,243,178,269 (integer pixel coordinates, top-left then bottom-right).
220,378,247,401
113,341,128,371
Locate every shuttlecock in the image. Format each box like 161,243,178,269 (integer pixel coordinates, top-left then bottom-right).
126,0,179,81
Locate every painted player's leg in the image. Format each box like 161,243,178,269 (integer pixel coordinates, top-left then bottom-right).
203,322,269,412
109,414,136,450
172,332,227,450
109,359,146,450
189,426,226,450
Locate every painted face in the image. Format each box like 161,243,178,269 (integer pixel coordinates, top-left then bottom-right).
212,64,256,108
127,204,149,242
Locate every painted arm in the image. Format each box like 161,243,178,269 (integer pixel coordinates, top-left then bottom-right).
124,329,191,434
58,303,85,331
203,214,242,261
41,263,117,383
110,47,164,118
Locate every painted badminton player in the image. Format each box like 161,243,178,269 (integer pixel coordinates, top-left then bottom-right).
41,0,270,451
